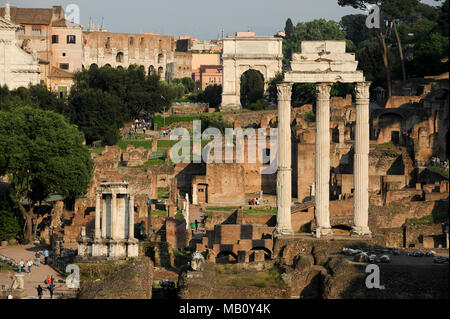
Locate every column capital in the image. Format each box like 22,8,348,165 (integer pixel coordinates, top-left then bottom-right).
316,82,332,100
277,82,293,102
355,81,372,100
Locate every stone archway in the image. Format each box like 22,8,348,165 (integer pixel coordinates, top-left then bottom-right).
221,36,283,111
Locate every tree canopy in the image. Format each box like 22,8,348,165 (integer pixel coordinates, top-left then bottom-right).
0,107,93,240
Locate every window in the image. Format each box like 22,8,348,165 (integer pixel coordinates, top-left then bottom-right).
105,37,110,48
129,37,134,45
60,63,69,70
32,27,42,35
52,35,59,44
62,52,66,57
67,35,76,44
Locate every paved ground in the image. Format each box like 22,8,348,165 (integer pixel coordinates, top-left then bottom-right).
189,205,206,237
0,244,66,299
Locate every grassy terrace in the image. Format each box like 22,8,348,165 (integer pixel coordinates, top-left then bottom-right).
205,206,277,217
215,266,285,289
427,165,449,178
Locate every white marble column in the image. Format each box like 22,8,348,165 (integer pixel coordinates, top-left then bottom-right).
95,191,101,239
315,83,333,236
275,82,294,236
101,196,107,238
128,195,135,239
111,192,117,239
352,82,372,237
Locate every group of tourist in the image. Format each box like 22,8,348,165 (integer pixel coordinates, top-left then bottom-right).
16,249,49,274
429,156,449,172
36,275,55,299
130,118,151,135
160,127,172,136
18,260,34,273
249,198,261,206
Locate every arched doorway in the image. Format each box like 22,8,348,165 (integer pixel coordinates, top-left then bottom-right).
116,52,124,63
240,69,264,108
148,65,155,75
250,247,272,260
158,66,164,78
216,251,238,264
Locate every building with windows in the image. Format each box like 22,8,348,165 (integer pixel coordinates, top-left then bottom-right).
82,29,176,81
0,8,40,89
198,65,222,90
0,4,82,94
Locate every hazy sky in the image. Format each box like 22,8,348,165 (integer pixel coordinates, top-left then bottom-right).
7,0,442,40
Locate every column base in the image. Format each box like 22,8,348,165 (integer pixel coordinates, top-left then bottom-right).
274,227,294,237
314,227,333,238
350,226,372,238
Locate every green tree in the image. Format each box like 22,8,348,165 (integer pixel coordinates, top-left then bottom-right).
181,77,196,93
436,0,449,37
0,187,20,242
285,18,294,38
340,14,373,47
68,88,126,145
410,32,449,76
0,107,93,241
198,85,222,109
268,72,285,104
240,70,265,107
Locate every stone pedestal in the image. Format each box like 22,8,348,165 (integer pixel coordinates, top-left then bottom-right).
352,82,372,237
315,83,333,236
275,83,294,236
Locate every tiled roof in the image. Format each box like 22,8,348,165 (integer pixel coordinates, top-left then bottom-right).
49,66,73,79
0,7,53,25
52,18,81,28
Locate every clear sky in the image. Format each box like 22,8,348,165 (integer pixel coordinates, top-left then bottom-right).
7,0,442,40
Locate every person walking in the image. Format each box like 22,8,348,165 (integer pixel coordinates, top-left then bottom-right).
36,285,43,299
35,252,41,267
194,219,198,232
18,260,24,273
48,283,55,299
27,260,33,273
44,249,49,265
45,275,51,286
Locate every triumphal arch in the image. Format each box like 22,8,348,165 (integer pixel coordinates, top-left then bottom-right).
221,36,283,111
275,41,372,238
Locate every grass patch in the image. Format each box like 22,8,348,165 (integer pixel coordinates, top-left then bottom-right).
152,209,167,217
406,213,447,226
78,259,136,281
0,261,14,272
243,208,277,216
427,166,449,178
206,207,239,212
117,139,153,150
157,188,169,199
219,267,285,289
90,146,105,156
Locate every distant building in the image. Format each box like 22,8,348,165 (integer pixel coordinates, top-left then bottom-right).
0,4,40,89
0,4,82,94
82,30,176,81
198,65,222,90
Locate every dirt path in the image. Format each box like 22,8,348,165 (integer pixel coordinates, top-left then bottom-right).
0,244,66,299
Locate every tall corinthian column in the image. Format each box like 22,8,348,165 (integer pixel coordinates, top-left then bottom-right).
111,192,117,239
95,191,101,239
275,82,293,236
352,82,372,237
128,195,135,239
315,83,333,236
